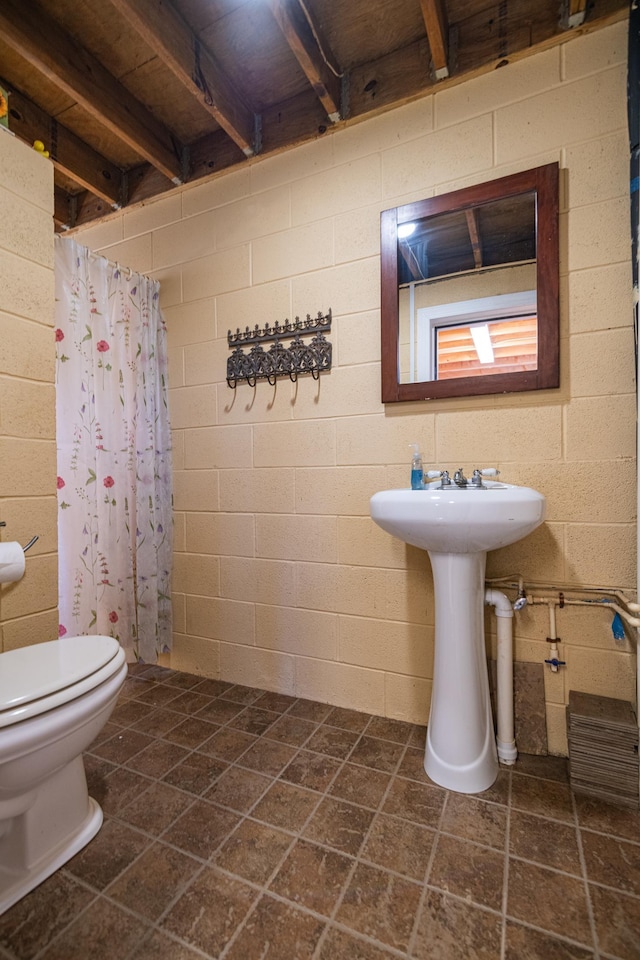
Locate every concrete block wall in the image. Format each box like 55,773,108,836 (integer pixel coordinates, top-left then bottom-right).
75,21,635,755
0,131,58,651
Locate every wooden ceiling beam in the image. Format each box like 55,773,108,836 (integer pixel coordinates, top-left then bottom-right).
420,0,449,79
399,241,424,281
0,0,183,182
3,83,122,207
465,209,483,268
108,0,257,156
567,0,588,28
268,0,342,121
54,187,74,231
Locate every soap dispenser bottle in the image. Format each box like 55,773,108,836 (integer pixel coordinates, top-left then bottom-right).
409,444,423,490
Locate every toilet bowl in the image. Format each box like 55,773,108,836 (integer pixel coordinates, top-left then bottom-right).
0,635,127,914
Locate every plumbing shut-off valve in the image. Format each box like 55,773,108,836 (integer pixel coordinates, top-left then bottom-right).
544,600,566,671
545,638,566,672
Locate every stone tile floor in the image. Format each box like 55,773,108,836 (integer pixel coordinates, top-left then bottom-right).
0,663,639,959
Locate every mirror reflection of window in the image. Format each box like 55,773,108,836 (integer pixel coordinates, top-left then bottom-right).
435,314,538,380
399,266,537,384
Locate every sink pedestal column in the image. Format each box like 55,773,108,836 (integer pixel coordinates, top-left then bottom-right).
425,550,498,793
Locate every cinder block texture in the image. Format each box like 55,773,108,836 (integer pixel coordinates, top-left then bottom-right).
0,133,57,652
72,22,636,746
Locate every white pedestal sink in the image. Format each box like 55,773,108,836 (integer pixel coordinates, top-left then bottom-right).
370,481,545,793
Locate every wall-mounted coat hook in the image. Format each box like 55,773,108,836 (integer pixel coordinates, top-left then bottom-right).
227,310,332,388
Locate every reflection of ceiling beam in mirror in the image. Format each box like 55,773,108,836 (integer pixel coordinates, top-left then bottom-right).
420,0,449,79
399,241,425,281
465,209,483,269
397,193,536,285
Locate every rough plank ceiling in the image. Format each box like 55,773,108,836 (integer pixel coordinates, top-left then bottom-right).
0,0,628,231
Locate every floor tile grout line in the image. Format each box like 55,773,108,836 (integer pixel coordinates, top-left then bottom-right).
507,851,595,883
112,819,269,954
117,676,431,787
319,921,409,960
7,668,622,960
502,914,603,955
581,876,640,900
573,787,602,960
117,676,563,954
99,686,318,792
405,770,452,959
110,777,463,899
146,714,385,959
27,886,110,960
504,848,640,894
84,847,528,960
107,724,406,848
510,803,602,831
211,751,357,960
121,923,213,960
578,823,640,849
308,732,418,958
129,672,424,751
62,812,213,931
103,832,214,918
118,671,632,957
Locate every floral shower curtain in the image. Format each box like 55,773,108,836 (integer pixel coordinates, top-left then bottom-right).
55,237,173,662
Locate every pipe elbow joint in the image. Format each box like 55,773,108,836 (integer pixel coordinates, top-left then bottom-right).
484,587,514,618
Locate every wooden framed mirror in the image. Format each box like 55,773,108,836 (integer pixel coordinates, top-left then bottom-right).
380,163,560,402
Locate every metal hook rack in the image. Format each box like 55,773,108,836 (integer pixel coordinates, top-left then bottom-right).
226,310,332,389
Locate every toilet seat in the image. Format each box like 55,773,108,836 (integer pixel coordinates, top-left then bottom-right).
0,636,125,728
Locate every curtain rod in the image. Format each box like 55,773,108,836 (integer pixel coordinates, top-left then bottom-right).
86,245,159,285
57,234,156,285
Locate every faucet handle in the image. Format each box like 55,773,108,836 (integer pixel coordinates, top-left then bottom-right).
471,467,500,488
424,470,453,490
424,469,452,487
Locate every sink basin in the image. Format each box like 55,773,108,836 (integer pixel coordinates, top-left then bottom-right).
370,482,546,554
370,479,546,794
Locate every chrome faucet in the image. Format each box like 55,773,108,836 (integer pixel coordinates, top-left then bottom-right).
453,467,468,487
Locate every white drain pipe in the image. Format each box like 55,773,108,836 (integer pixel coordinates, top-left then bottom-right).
485,588,517,764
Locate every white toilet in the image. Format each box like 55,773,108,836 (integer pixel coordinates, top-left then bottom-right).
0,634,127,914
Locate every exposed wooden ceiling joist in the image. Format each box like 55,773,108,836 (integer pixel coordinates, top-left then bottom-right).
420,0,450,79
107,0,257,157
268,0,342,121
568,0,588,28
4,83,122,207
399,240,423,282
465,208,483,269
0,0,183,182
54,187,72,230
0,0,627,232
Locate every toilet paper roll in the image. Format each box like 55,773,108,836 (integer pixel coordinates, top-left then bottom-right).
0,542,26,584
